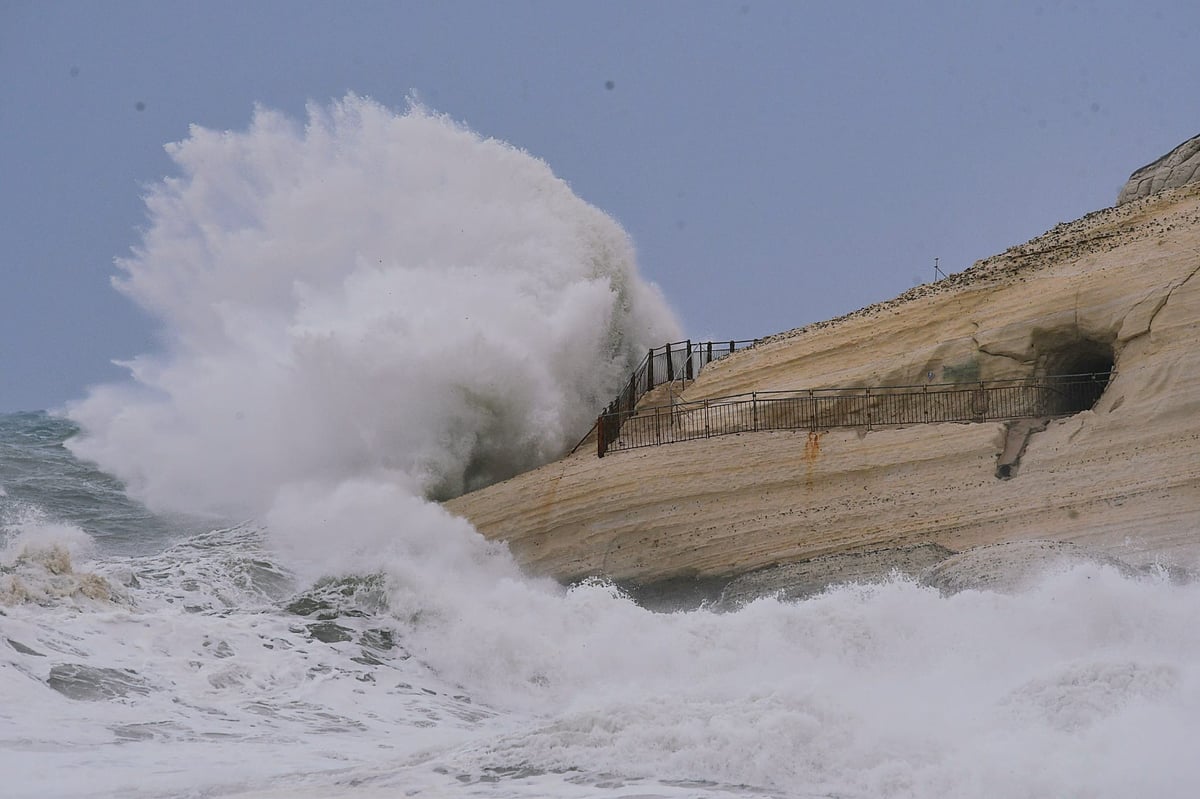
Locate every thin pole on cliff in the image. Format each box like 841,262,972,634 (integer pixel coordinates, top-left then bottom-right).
934,257,947,281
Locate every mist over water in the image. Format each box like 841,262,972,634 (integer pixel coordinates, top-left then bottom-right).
4,96,1197,797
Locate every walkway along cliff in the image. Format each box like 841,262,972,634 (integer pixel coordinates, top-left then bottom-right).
595,373,1110,457
444,138,1200,599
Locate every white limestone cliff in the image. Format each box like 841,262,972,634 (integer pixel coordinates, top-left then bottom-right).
446,143,1200,601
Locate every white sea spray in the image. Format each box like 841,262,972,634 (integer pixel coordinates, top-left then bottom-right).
67,94,679,517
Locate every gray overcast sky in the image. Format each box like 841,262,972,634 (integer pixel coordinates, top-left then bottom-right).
1,0,1197,412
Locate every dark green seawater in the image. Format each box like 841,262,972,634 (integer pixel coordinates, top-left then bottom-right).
0,411,193,555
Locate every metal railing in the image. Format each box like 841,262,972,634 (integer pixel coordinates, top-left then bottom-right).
594,339,759,456
596,373,1111,456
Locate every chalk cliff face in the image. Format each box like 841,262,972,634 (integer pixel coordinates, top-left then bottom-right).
445,147,1200,599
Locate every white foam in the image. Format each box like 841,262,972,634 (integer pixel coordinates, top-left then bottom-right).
389,566,1200,799
1,524,514,798
0,503,110,607
6,542,1200,798
1,510,96,564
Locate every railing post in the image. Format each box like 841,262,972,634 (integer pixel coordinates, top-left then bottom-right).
865,387,872,431
686,339,694,381
706,341,713,366
752,391,758,432
665,342,674,381
704,399,710,437
646,348,654,388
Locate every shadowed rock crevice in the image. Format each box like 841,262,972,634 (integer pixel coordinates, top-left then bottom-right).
996,418,1048,480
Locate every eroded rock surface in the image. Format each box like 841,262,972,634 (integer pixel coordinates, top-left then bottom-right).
1117,133,1200,205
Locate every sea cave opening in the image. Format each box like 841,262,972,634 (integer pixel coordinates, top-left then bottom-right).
1037,335,1116,414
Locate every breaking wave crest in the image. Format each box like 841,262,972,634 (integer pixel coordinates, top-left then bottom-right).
67,94,679,517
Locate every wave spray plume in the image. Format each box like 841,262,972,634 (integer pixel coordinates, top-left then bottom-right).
68,94,679,517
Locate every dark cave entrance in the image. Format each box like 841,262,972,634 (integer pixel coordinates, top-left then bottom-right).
1038,335,1116,414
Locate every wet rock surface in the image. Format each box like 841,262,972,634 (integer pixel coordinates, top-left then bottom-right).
47,663,153,701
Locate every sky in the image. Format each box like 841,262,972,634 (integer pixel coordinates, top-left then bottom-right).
1,0,1198,413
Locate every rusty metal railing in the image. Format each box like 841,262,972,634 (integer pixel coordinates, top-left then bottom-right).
596,372,1111,456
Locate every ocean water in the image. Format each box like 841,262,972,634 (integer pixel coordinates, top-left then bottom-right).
4,95,1200,798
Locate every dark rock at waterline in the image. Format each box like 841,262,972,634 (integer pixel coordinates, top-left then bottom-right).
621,540,1195,611
306,621,353,643
7,638,45,656
718,543,955,608
47,663,152,701
921,540,1196,594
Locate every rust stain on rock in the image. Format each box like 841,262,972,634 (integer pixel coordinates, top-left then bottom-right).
804,431,823,487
